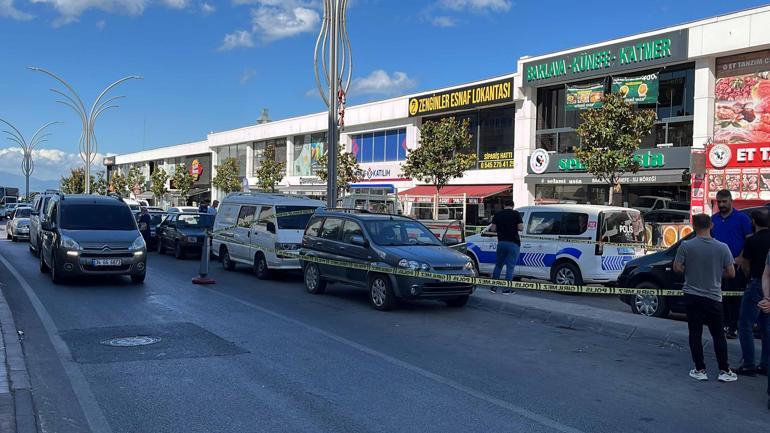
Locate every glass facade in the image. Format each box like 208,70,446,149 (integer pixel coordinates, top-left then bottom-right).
293,133,326,177
215,143,248,177
351,128,407,163
253,138,287,177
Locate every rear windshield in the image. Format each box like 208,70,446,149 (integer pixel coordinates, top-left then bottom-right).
177,213,215,229
276,206,318,230
61,204,137,231
14,208,31,218
600,210,645,243
148,213,167,225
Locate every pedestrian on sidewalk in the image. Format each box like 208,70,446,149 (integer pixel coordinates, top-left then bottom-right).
485,200,523,295
674,213,738,383
712,189,753,339
758,261,770,409
736,208,770,377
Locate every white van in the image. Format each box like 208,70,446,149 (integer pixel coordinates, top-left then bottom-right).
465,204,646,285
212,192,325,279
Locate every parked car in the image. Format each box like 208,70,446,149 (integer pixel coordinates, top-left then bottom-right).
466,204,646,285
633,196,690,213
146,206,164,212
620,204,770,317
642,209,690,224
6,206,32,241
0,203,18,220
123,198,141,216
300,209,476,310
168,206,199,214
156,212,214,259
212,192,325,279
39,194,147,284
28,191,59,256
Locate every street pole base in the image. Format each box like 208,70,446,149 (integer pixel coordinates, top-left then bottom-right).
192,276,216,285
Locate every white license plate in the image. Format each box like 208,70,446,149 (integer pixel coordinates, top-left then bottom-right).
92,259,122,267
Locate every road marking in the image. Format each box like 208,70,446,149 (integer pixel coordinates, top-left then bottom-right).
201,286,585,433
0,252,114,433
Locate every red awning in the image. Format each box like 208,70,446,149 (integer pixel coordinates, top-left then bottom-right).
398,184,511,199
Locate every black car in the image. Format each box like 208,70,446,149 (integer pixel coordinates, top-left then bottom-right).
620,205,770,317
137,211,168,249
156,213,215,259
299,209,476,311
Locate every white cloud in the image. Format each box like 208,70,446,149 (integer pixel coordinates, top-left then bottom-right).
219,30,254,51
220,1,320,49
0,0,33,20
161,0,187,9
431,15,456,27
350,70,417,97
438,0,512,11
239,68,256,84
200,1,213,14
23,0,194,25
95,18,106,29
0,147,107,181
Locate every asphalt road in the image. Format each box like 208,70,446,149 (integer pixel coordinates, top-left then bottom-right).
0,222,766,433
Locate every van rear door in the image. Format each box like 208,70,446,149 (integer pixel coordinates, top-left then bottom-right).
597,209,646,275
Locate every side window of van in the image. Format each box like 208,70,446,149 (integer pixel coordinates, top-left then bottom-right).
562,213,589,236
218,204,238,227
306,217,323,237
320,218,343,241
257,206,274,226
237,206,257,228
527,212,561,235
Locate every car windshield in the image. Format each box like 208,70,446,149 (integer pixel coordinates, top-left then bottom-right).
276,206,318,230
148,213,167,225
176,213,214,229
600,210,645,243
60,204,137,231
363,219,442,246
14,208,31,218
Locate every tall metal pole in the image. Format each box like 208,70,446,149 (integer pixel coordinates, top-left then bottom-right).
327,0,339,207
0,119,59,200
29,67,142,194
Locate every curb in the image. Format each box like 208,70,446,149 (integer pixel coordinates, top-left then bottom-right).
0,281,37,433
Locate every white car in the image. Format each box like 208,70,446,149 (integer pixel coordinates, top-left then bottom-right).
212,192,324,279
168,206,200,214
465,204,646,286
6,206,32,242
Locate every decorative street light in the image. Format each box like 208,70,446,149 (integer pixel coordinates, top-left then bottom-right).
314,0,352,207
29,67,142,194
0,118,59,200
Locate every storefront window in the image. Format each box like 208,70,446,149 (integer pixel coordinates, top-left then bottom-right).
215,144,247,177
535,185,609,205
352,128,407,163
293,133,325,177
253,139,287,176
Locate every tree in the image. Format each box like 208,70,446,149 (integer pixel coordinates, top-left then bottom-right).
127,166,146,197
171,163,196,204
110,171,128,196
401,117,476,218
60,168,105,194
254,142,285,192
575,92,657,205
317,144,364,201
92,171,108,195
212,157,242,195
150,167,169,204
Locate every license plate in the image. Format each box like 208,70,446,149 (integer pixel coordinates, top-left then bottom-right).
618,247,635,255
92,259,122,267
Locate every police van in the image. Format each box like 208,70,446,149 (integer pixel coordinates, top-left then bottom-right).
212,193,325,279
465,204,646,285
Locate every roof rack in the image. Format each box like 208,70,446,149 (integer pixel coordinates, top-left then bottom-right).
323,208,371,214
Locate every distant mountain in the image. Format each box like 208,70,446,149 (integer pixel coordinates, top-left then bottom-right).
0,171,61,194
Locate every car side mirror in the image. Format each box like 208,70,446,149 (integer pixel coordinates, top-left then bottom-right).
443,237,460,246
350,235,368,247
266,222,276,234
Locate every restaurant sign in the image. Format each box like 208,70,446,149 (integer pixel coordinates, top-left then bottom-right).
522,30,688,87
527,146,691,175
408,78,514,117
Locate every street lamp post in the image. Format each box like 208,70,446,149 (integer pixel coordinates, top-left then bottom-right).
29,67,142,194
314,0,352,207
0,119,59,200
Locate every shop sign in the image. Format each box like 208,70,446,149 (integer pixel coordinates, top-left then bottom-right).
522,30,688,87
557,151,665,172
103,156,115,166
565,83,604,110
706,143,770,201
611,73,659,104
714,50,770,145
189,159,203,180
298,176,325,185
407,78,514,117
362,168,392,180
529,149,550,174
479,151,514,169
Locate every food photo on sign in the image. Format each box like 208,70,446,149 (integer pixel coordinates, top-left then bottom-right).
713,49,770,144
706,142,770,202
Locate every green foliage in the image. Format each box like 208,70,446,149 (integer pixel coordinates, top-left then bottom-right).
401,117,477,194
575,92,657,204
110,171,128,196
254,142,285,192
317,144,364,198
60,168,105,194
92,171,108,195
150,167,169,203
212,157,242,194
127,166,146,194
171,163,196,201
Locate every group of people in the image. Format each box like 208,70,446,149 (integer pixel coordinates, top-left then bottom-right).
673,189,770,409
198,199,219,215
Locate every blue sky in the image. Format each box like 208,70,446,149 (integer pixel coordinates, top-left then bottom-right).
1,0,769,188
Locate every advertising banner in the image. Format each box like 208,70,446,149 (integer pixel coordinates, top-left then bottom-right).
565,83,604,110
611,74,659,104
714,50,770,144
407,78,514,117
706,142,770,201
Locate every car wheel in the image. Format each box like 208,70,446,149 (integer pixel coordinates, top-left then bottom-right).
131,273,146,284
39,249,49,273
157,238,165,255
630,281,670,318
369,274,395,311
50,254,63,285
253,252,270,280
174,242,184,260
221,247,235,271
551,261,583,286
444,295,470,308
304,262,326,294
466,253,480,275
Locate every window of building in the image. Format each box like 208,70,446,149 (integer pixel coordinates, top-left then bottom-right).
293,133,325,176
252,139,288,177
216,144,248,177
352,128,407,163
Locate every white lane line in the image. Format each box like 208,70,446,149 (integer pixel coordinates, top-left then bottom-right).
0,252,114,433
201,286,585,433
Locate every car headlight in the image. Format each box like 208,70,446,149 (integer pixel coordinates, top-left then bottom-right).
398,259,429,271
61,235,81,251
130,236,146,251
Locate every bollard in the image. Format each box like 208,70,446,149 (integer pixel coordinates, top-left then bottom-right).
192,231,216,285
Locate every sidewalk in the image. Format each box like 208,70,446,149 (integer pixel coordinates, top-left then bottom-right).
0,283,36,433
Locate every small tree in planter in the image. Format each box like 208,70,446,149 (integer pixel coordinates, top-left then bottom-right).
254,142,285,192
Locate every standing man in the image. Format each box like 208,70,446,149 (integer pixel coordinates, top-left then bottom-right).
712,189,753,338
198,200,209,214
737,208,770,376
208,200,219,216
137,207,152,243
758,258,770,409
674,213,737,382
485,200,523,295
